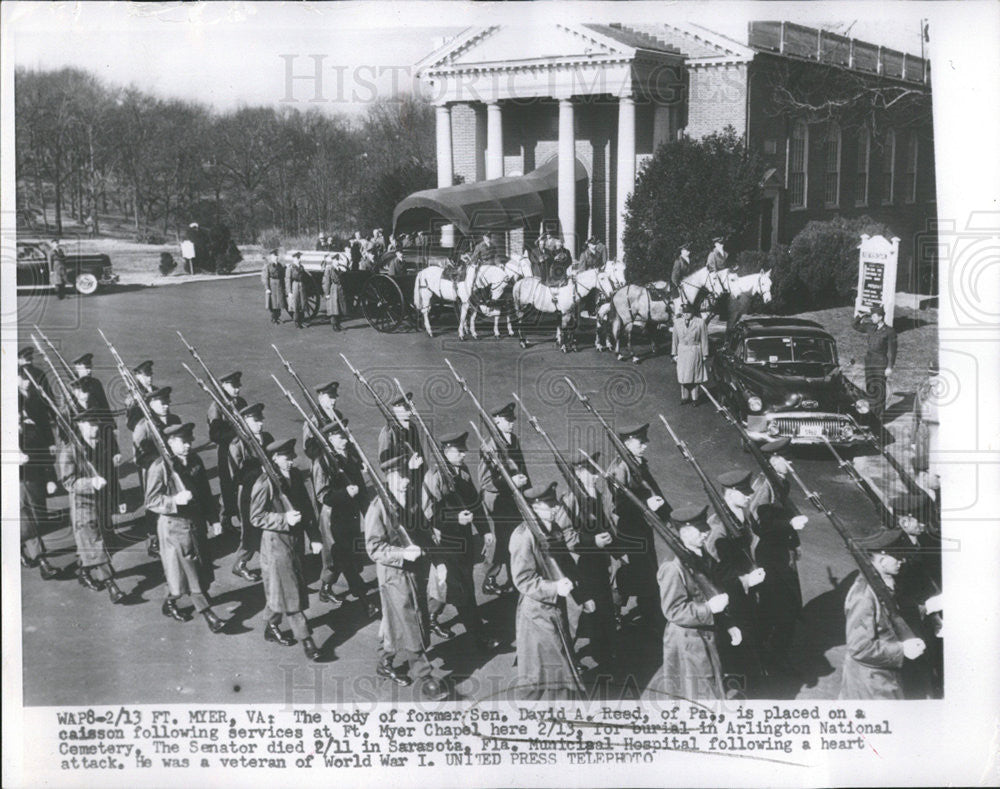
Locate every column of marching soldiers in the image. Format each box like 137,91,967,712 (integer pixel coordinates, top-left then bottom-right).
17,330,942,702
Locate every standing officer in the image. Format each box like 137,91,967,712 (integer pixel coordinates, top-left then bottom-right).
261,249,286,325
672,303,710,406
228,402,273,583
422,431,499,652
56,409,127,603
132,386,180,559
144,422,227,633
311,420,378,618
606,423,668,629
50,238,67,300
322,254,348,332
478,402,530,596
285,251,309,329
125,360,155,431
207,370,247,532
249,438,322,661
18,366,58,579
852,303,897,420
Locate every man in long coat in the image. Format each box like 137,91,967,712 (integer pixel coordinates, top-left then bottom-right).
56,409,127,603
50,238,67,299
285,251,309,329
510,482,586,700
206,370,247,531
672,304,710,405
365,455,447,699
840,532,927,699
261,249,285,324
145,422,227,633
229,402,272,582
852,303,897,420
656,506,730,700
249,438,322,661
322,254,348,331
133,386,180,558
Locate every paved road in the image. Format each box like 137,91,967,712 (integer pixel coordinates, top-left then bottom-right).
17,277,881,705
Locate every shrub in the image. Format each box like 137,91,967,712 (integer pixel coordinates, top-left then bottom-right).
770,216,892,313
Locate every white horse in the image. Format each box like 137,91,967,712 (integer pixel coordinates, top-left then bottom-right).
511,267,602,352
724,268,773,328
462,254,533,339
579,259,626,351
671,265,731,317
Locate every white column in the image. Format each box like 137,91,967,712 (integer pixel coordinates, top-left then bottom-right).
486,102,504,180
616,96,636,262
558,99,576,252
435,103,454,247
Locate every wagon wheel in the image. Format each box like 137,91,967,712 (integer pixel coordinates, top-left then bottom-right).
360,274,406,333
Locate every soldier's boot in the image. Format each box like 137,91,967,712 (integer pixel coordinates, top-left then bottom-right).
419,676,449,701
232,560,261,583
264,621,294,646
78,567,104,592
39,557,59,580
302,637,322,662
147,536,160,559
318,582,336,604
21,548,38,568
481,576,501,596
162,598,190,621
429,613,454,640
376,657,412,687
202,609,227,634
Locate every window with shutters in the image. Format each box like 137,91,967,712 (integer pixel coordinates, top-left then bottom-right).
787,120,808,209
881,129,896,205
823,123,841,207
904,132,918,203
855,126,870,206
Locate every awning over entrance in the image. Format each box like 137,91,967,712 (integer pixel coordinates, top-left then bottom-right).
393,157,588,236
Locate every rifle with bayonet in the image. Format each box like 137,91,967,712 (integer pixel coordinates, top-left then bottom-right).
393,379,456,494
470,421,583,691
822,436,891,522
444,358,521,475
341,354,419,461
512,392,588,512
31,334,80,419
33,324,75,379
273,344,326,425
784,459,917,641
177,331,229,402
563,376,645,484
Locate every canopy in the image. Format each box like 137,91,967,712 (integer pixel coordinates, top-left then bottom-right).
393,157,588,236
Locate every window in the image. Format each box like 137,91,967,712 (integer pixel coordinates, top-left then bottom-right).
787,120,808,209
881,129,896,204
904,132,918,203
855,126,870,205
823,123,841,207
744,336,836,366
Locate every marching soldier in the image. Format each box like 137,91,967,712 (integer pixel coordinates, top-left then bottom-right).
125,360,155,431
70,353,112,415
310,420,379,618
133,386,181,558
249,438,323,661
261,249,286,324
18,367,59,579
558,450,618,670
510,482,586,700
840,531,927,699
377,391,425,494
144,422,227,633
421,431,500,652
478,402,530,596
303,381,343,460
207,370,247,531
285,251,309,329
229,402,273,582
365,455,447,699
19,346,53,401
605,423,668,629
748,437,795,509
56,409,127,603
656,506,730,701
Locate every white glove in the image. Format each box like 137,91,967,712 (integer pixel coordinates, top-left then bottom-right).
112,453,122,467
211,522,222,536
91,475,107,491
556,577,574,597
346,484,359,497
791,515,808,530
458,510,474,525
512,473,529,488
285,509,302,526
595,532,613,548
707,593,729,613
310,541,323,555
173,489,193,506
402,544,422,562
19,452,29,465
46,481,58,495
924,593,943,615
582,599,596,613
728,626,743,646
746,567,766,587
646,495,665,511
620,554,630,565
902,638,926,660
408,453,423,470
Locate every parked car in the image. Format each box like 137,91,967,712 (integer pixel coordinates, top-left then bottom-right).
712,315,873,445
16,240,119,295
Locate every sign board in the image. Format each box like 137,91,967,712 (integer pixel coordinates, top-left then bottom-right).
855,234,900,326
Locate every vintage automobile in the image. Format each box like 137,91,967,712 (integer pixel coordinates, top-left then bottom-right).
16,240,119,295
712,316,873,445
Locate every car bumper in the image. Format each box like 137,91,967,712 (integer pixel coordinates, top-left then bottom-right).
746,412,868,445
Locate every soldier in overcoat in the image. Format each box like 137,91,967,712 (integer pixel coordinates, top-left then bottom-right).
671,304,709,405
261,249,286,324
228,402,272,582
322,253,348,331
206,370,247,530
285,251,309,329
124,360,155,431
18,367,58,579
133,385,180,558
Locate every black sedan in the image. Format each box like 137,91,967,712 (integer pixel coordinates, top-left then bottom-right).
16,240,119,295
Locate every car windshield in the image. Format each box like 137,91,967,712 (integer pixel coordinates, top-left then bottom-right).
744,336,836,365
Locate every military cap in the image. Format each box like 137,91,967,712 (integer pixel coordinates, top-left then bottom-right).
390,391,413,409
291,251,302,259
890,493,924,519
165,422,195,442
858,528,908,558
679,240,691,251
760,436,791,454
219,370,242,386
491,402,516,420
73,408,102,425
572,449,601,468
316,381,340,397
440,431,469,451
72,353,94,367
322,417,349,435
240,402,265,420
146,386,172,403
586,236,598,246
380,453,409,474
618,423,650,443
524,481,559,506
671,505,711,532
718,469,753,493
712,236,725,244
132,360,154,376
18,347,33,362
266,437,296,457
870,303,885,317
269,248,279,256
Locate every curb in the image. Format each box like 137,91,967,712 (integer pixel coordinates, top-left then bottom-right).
116,270,261,288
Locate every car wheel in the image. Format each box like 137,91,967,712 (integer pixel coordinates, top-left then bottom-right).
74,273,99,295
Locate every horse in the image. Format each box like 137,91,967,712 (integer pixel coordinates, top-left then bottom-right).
573,259,626,351
461,254,534,339
724,268,773,329
671,265,731,318
511,267,602,352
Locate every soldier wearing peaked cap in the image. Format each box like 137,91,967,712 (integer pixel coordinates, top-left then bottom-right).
655,505,728,701
478,401,531,597
670,241,693,291
17,365,58,580
207,371,247,531
18,346,54,403
303,381,345,461
132,385,181,559
310,419,378,618
249,438,323,661
840,530,927,700
125,360,155,431
262,249,286,324
285,252,309,329
144,422,227,633
70,353,112,415
228,402,273,583
605,423,669,630
421,431,499,652
377,390,425,499
706,237,728,273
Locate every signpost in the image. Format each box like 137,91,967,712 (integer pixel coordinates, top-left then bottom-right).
855,234,900,326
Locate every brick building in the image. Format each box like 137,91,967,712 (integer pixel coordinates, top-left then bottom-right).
401,21,935,291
